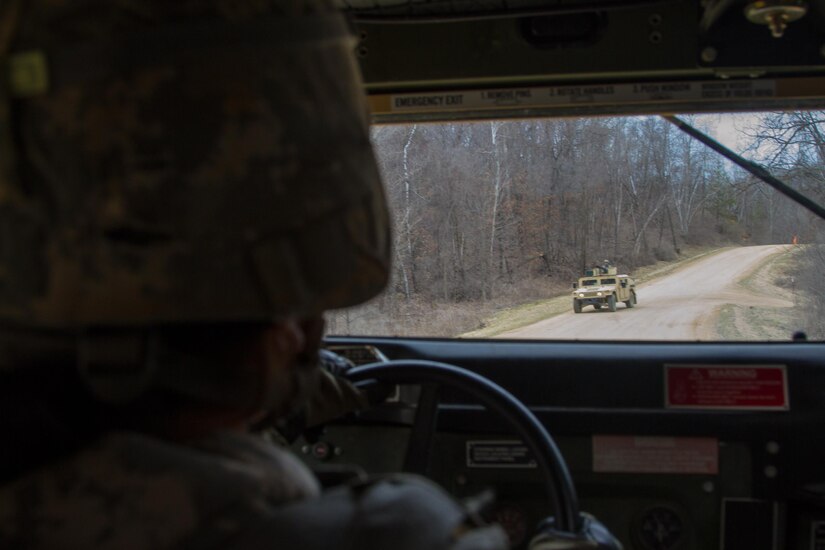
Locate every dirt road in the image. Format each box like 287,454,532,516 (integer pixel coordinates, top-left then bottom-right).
500,245,792,340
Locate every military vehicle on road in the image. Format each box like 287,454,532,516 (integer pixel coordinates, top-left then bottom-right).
572,261,637,313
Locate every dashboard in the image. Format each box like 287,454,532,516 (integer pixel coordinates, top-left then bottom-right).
296,337,825,550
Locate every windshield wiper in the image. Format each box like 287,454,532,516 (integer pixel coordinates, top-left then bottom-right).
663,115,825,222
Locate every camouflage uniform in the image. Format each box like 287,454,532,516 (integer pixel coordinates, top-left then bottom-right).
0,432,507,550
0,1,509,549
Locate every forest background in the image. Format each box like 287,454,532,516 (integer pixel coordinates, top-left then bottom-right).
327,112,825,339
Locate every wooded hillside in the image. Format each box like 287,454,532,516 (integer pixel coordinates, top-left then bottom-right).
329,113,825,338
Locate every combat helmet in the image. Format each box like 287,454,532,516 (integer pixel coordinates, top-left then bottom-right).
0,0,391,330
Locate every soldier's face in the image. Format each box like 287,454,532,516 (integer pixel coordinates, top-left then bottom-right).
250,316,325,421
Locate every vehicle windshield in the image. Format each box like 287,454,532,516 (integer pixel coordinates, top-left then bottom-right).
327,112,825,342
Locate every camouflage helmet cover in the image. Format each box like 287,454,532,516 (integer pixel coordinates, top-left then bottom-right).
0,0,391,328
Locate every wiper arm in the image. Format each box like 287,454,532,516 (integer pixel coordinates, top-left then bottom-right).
663,115,825,222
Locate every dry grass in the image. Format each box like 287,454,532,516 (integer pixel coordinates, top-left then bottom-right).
459,293,572,338
326,278,569,337
716,245,806,341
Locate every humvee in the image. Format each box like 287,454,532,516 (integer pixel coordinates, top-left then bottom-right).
572,262,637,313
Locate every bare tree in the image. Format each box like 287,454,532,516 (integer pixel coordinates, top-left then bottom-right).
745,112,825,337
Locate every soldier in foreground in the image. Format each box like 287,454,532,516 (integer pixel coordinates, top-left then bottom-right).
0,1,509,548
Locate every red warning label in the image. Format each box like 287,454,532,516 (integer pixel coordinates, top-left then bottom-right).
665,364,788,410
593,435,718,474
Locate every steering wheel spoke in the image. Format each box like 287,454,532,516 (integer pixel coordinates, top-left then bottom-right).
403,383,441,476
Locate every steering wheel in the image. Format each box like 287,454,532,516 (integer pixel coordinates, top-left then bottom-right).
346,359,581,534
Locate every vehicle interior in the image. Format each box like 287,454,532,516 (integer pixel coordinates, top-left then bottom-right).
297,1,825,549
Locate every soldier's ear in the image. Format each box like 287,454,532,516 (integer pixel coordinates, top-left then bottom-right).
261,321,306,368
